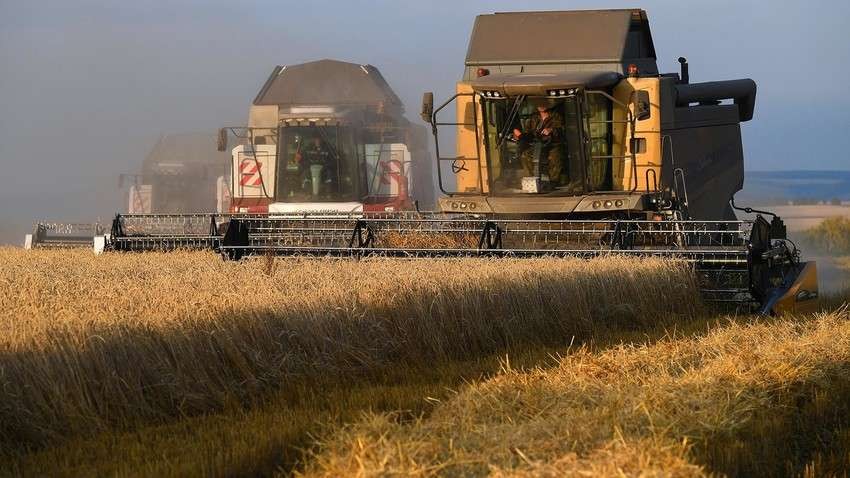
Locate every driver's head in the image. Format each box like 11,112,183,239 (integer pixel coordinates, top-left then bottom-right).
529,98,549,113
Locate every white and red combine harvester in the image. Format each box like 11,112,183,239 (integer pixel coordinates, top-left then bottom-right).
218,59,434,215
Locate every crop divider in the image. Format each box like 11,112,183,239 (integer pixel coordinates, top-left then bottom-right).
477,221,503,251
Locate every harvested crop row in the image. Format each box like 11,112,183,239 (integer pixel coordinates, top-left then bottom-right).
301,310,850,477
0,249,699,449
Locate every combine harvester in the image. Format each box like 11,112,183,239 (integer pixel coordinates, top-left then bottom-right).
218,59,433,215
105,59,433,252
213,9,819,315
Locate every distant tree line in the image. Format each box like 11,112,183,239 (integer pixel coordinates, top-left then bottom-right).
801,217,850,255
786,197,846,206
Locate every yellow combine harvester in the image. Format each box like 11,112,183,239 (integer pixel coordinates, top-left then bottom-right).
87,9,817,314
421,9,749,221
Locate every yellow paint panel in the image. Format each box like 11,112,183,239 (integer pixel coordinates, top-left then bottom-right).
773,262,820,315
613,77,662,192
455,82,486,193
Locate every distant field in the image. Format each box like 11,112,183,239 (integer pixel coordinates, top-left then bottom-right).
737,204,850,233
2,249,849,476
758,204,850,232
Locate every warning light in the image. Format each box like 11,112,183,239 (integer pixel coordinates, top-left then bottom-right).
627,64,639,77
477,68,490,77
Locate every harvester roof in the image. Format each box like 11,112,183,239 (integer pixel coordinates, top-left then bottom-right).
465,9,657,74
471,71,622,96
252,59,404,113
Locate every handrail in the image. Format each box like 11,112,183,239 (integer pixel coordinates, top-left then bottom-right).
585,90,638,193
430,92,484,195
645,168,658,192
673,167,690,219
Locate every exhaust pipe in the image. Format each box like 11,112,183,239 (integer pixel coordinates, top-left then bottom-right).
677,57,689,84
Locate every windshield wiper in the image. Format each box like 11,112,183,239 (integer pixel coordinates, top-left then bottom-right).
496,95,526,150
316,126,342,163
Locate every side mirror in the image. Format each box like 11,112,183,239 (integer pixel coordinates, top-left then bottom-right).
216,128,228,152
420,92,434,124
634,90,651,121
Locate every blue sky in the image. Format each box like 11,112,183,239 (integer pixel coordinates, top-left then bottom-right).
0,0,848,240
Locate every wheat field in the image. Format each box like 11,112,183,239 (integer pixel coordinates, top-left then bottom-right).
303,309,850,477
2,247,849,476
0,249,698,449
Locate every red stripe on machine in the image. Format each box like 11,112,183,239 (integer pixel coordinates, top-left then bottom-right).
239,160,264,187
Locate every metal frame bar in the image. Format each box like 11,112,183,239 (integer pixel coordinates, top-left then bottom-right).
431,92,483,196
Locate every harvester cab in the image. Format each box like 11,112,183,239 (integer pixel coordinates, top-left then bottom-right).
422,9,752,221
218,59,433,215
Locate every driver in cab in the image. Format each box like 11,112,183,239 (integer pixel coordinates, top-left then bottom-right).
512,99,564,186
300,136,335,195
